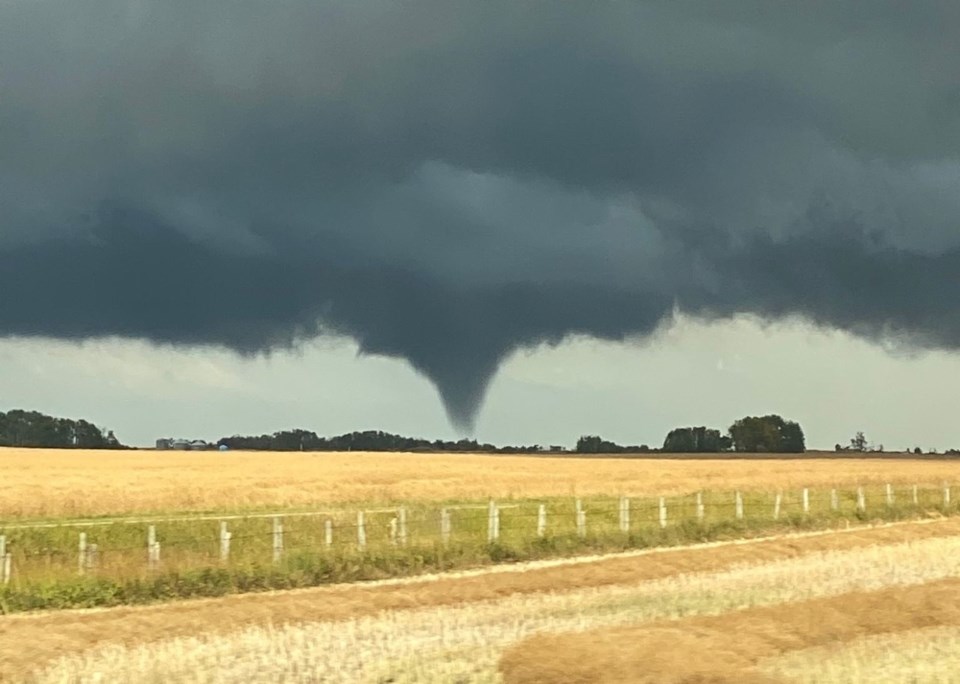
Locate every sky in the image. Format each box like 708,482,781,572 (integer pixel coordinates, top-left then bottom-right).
2,2,960,449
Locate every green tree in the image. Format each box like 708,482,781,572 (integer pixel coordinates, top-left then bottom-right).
850,431,868,452
728,415,805,453
662,426,728,452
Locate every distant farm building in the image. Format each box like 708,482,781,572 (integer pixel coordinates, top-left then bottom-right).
155,438,214,451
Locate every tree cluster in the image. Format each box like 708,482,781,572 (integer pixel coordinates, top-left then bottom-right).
659,415,805,454
574,436,650,454
728,415,806,453
0,409,123,449
661,426,732,453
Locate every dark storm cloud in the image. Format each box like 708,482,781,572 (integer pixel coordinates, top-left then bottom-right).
2,1,960,430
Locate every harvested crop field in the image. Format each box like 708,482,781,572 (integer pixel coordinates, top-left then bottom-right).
499,577,960,684
2,447,958,519
7,518,960,683
757,625,960,683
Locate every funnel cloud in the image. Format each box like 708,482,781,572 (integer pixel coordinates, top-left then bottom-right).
2,2,960,430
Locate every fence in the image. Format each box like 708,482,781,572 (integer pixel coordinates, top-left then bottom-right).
0,482,955,587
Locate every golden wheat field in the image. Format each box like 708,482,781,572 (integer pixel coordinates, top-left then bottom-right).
4,518,960,683
1,447,958,519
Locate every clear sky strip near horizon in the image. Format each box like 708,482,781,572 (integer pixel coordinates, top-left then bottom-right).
2,313,957,450
2,2,960,447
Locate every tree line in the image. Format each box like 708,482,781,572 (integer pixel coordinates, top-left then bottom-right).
216,429,549,453
0,409,123,449
6,407,957,457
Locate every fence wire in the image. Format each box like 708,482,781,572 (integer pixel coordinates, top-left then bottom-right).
0,483,955,585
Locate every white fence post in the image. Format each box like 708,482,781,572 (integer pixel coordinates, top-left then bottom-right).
537,504,547,538
735,491,744,520
886,483,894,507
440,508,451,545
389,517,398,545
618,497,630,533
357,511,366,549
912,484,919,506
398,508,408,546
802,488,810,515
575,498,586,538
830,489,839,512
147,525,160,569
696,491,705,522
857,487,866,513
487,500,500,543
324,519,333,547
219,522,231,562
658,497,667,529
0,535,8,585
774,492,782,520
945,484,952,508
78,532,88,575
272,516,284,563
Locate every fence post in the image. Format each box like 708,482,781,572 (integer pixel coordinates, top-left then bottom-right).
272,516,284,563
802,488,810,515
945,484,952,508
857,487,866,513
357,511,366,549
696,491,705,522
147,525,160,570
389,517,398,545
487,500,500,543
658,497,667,529
735,491,744,520
575,498,586,538
830,489,839,512
0,535,7,585
219,522,231,562
886,483,894,507
440,508,451,545
324,519,333,547
398,507,408,546
912,484,919,506
773,492,782,520
79,532,88,575
618,496,630,533
537,504,547,538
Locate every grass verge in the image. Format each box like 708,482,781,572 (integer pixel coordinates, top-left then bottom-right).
0,488,953,613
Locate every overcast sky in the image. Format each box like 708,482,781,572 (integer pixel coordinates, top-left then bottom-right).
3,2,960,448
